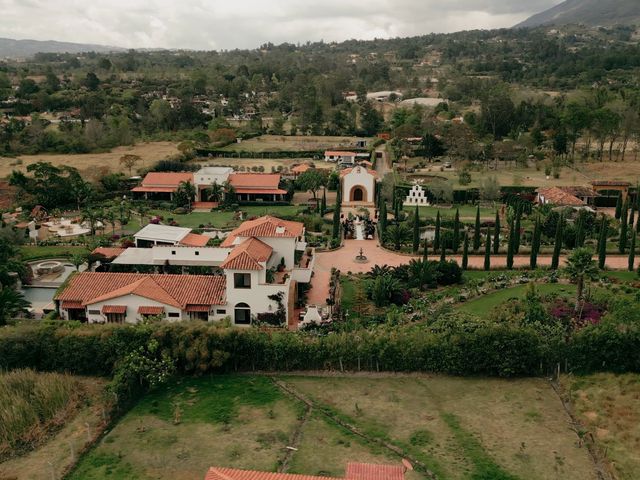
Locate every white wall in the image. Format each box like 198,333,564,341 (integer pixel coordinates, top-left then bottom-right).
85,294,183,324
342,167,376,203
224,268,290,325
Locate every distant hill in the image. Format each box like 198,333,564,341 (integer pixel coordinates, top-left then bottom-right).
515,0,640,28
0,37,124,59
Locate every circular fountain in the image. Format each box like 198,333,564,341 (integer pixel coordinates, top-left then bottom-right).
354,247,369,264
36,261,64,276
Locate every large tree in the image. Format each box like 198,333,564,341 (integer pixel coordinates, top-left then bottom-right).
564,248,599,315
296,169,327,202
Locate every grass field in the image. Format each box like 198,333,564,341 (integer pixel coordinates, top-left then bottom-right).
68,374,598,480
457,283,578,317
564,373,640,480
0,373,109,480
20,245,88,261
0,142,179,180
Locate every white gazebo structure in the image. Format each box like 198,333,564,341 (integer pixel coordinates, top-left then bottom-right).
403,185,430,207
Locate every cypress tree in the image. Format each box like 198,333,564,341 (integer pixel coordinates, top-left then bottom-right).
629,231,637,272
514,207,522,253
320,188,327,217
462,233,469,270
453,208,461,253
332,188,341,240
619,198,629,254
422,236,429,262
440,244,446,262
506,221,515,270
412,205,420,253
575,211,585,248
598,215,608,269
473,205,481,251
629,203,636,231
551,215,563,270
378,201,387,241
530,216,540,269
615,193,622,219
434,211,441,251
394,197,401,224
493,210,500,254
484,229,491,271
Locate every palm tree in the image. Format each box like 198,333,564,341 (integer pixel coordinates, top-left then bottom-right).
564,248,599,315
136,203,150,227
103,208,118,236
0,287,31,325
81,208,103,236
385,224,410,251
178,181,197,210
209,181,224,203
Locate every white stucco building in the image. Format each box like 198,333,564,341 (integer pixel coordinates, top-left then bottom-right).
340,166,378,209
57,216,315,328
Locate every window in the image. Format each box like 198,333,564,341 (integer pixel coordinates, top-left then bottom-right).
234,303,251,325
168,312,180,318
234,273,251,289
88,309,100,315
189,311,208,321
216,309,227,315
171,250,176,255
106,313,125,324
195,251,200,256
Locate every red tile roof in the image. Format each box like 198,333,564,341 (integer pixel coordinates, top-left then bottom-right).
234,188,288,195
132,186,178,193
180,233,211,247
221,216,304,248
346,463,405,480
292,164,312,174
91,247,126,259
56,273,226,308
205,468,341,480
132,172,193,193
220,237,273,270
102,305,126,314
138,306,165,315
537,187,585,206
340,167,377,178
229,173,281,189
204,463,404,480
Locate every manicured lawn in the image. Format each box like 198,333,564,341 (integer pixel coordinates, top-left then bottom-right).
149,206,306,229
340,275,358,312
457,283,578,317
19,245,88,261
604,271,639,283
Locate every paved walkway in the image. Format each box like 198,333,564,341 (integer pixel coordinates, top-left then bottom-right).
306,239,637,307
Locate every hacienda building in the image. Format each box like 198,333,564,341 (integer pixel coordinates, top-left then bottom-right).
56,216,315,327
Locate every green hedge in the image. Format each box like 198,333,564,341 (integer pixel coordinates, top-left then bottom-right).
2,321,638,378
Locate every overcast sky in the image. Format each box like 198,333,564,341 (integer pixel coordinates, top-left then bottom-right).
1,0,564,50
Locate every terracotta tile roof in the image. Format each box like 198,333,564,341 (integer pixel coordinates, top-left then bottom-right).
340,167,377,178
346,463,405,480
205,467,342,480
56,273,226,308
221,216,304,248
132,186,178,193
91,247,126,259
204,463,404,480
102,305,126,314
234,188,288,195
559,186,598,198
292,164,312,174
60,300,83,309
140,172,193,188
220,237,273,270
138,306,165,315
180,233,211,247
229,173,281,189
537,187,585,206
185,305,211,312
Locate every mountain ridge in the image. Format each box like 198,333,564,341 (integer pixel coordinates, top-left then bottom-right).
515,0,640,28
0,37,124,59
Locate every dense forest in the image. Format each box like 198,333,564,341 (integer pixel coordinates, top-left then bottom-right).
1,24,640,157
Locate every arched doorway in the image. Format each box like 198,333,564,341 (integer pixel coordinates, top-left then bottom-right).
350,185,366,202
234,302,251,325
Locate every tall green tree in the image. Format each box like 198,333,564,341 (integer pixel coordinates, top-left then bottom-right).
440,244,446,262
0,287,31,326
484,229,491,271
575,211,585,248
296,169,327,202
412,205,420,253
506,221,515,270
462,233,469,270
551,215,563,270
473,205,481,251
598,215,608,270
422,236,429,262
434,211,441,251
332,189,341,241
320,188,327,217
629,231,637,272
378,201,387,241
493,211,500,254
530,216,541,269
453,208,461,253
564,248,599,315
615,193,623,219
619,198,629,254
514,207,522,253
